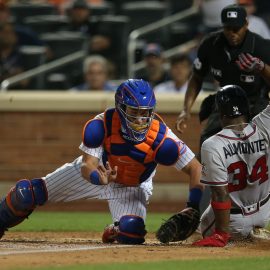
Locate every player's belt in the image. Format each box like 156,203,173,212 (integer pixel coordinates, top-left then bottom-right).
230,193,270,215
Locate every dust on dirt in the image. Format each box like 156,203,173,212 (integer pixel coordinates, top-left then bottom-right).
1,232,270,270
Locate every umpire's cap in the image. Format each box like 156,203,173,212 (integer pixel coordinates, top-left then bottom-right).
216,85,250,118
221,4,247,28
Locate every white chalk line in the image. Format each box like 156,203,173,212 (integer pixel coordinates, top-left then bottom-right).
0,244,128,256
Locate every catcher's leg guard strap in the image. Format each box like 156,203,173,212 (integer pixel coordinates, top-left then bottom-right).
116,215,147,244
0,178,48,230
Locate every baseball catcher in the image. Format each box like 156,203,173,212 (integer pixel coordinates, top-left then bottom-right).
0,79,203,245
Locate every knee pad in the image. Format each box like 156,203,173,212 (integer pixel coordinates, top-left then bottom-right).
31,178,48,206
0,178,48,231
4,179,48,220
116,215,147,244
7,178,48,215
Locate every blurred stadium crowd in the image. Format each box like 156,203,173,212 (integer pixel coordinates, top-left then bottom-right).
0,0,269,91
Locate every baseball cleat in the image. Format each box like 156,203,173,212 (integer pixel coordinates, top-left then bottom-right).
250,227,270,240
102,224,119,243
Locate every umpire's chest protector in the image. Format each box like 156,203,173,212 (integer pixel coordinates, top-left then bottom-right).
103,109,175,186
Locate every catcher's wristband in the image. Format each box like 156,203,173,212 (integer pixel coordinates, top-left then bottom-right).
89,170,101,185
187,188,203,210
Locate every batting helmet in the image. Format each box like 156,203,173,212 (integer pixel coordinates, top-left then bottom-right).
115,79,156,142
215,85,250,118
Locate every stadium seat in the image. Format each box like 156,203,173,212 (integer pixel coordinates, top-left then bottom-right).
24,15,69,35
89,2,115,16
119,1,168,44
45,73,70,90
168,0,193,14
40,31,87,88
64,1,114,16
95,15,130,77
9,3,57,25
119,1,168,30
19,46,47,89
40,31,88,60
169,13,201,47
107,0,160,14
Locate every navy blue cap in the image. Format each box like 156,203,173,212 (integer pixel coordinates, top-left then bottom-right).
143,43,163,57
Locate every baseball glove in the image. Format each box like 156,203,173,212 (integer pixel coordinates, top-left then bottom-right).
156,207,200,243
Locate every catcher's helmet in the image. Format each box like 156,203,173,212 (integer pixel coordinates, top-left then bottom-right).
215,85,249,118
115,79,156,142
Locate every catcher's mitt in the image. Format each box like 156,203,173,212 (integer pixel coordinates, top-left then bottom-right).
156,207,200,243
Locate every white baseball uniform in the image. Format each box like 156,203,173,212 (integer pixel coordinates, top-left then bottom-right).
43,112,195,223
200,104,270,239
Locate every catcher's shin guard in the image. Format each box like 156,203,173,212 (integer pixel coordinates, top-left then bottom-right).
0,178,48,238
117,215,147,244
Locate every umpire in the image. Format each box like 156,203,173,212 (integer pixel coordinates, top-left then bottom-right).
176,4,270,146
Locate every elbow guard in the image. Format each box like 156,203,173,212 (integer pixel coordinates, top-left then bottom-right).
83,119,105,148
155,138,179,166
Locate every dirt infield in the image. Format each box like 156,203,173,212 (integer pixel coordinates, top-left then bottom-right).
1,232,270,270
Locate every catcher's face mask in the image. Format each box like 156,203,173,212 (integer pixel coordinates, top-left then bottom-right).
115,79,156,142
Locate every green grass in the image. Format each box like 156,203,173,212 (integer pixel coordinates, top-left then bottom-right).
10,212,171,232
15,257,270,270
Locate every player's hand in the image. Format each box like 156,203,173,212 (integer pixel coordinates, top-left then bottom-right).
105,161,118,182
176,110,190,134
192,229,230,247
97,162,118,185
236,53,265,73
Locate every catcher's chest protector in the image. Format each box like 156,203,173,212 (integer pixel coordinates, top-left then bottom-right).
103,109,167,186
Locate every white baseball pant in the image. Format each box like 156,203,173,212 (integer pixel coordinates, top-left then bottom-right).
200,198,270,239
43,156,154,222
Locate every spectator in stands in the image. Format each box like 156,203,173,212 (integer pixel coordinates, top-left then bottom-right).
0,4,44,46
0,4,52,60
64,0,112,56
71,55,116,91
136,43,170,87
154,54,192,93
0,2,11,23
65,0,92,33
0,22,28,88
238,0,270,39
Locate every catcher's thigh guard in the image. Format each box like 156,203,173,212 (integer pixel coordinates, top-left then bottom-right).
0,178,48,231
116,215,147,244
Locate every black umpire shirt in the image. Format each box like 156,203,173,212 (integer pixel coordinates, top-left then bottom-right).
193,30,270,104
